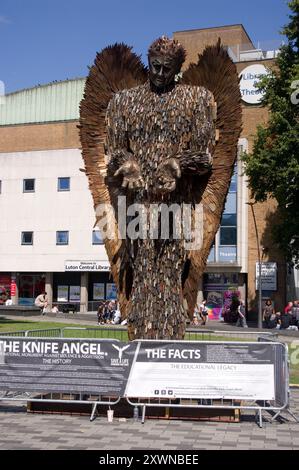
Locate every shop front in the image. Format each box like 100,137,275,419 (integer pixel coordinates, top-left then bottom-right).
53,260,118,312
18,273,45,306
88,271,117,311
203,272,244,320
0,273,12,304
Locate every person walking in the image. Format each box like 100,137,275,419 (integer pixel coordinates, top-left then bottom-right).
199,300,209,326
236,300,248,328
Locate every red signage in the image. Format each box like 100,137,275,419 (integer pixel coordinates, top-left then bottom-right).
10,280,16,297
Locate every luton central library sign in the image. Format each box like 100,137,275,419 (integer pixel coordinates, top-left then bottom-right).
64,260,110,272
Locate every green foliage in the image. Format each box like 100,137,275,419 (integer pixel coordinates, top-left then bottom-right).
242,1,299,265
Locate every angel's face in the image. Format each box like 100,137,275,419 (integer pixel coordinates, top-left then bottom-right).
148,55,179,89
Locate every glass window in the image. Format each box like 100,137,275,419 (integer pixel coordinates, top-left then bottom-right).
229,167,237,193
223,192,237,214
220,226,237,246
221,213,237,226
21,231,33,245
92,230,103,245
56,231,69,245
23,179,35,192
219,246,237,262
207,241,215,263
58,177,70,191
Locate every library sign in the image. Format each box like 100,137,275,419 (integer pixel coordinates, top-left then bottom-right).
64,260,110,272
239,64,269,105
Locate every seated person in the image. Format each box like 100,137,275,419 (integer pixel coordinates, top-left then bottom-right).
280,312,290,330
112,307,121,325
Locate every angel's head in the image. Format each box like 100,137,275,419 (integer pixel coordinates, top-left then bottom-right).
148,36,186,89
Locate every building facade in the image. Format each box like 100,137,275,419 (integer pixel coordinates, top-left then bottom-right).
0,25,288,316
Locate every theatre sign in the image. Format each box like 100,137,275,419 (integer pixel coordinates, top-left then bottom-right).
64,260,110,272
239,64,269,105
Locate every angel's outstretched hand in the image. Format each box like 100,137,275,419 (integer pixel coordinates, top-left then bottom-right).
114,160,144,190
156,158,181,194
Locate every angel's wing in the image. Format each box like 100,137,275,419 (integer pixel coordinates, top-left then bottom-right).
79,44,147,316
181,40,242,317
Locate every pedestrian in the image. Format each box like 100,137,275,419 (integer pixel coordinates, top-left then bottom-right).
291,300,299,326
284,301,293,315
199,300,209,326
280,311,290,329
106,300,116,323
236,300,248,328
97,301,105,325
112,303,121,324
263,299,275,329
34,291,48,315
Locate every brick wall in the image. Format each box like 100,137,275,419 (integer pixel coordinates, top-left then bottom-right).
174,24,254,67
0,121,80,153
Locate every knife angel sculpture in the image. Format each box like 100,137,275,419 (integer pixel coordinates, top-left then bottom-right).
79,37,241,340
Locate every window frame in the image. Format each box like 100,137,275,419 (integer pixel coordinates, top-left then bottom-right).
219,226,237,246
23,178,35,193
56,231,69,246
57,177,70,192
21,231,34,245
92,230,103,245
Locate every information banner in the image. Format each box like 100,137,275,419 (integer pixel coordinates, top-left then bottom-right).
106,283,117,300
69,286,80,302
0,338,137,396
125,342,276,401
93,283,105,300
57,285,68,302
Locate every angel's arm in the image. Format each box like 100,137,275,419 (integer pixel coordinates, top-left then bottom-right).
175,89,216,175
106,93,133,167
106,93,144,190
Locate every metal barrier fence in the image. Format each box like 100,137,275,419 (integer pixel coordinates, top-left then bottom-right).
125,339,297,428
0,326,276,342
61,327,129,341
258,335,299,424
0,337,121,421
0,328,295,427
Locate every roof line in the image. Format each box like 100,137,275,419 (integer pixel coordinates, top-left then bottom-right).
173,24,255,46
5,76,86,97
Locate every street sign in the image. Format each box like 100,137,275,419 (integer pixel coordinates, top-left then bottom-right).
256,262,277,291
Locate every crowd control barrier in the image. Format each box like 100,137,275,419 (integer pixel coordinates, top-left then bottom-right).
125,339,297,428
0,337,123,421
0,334,298,427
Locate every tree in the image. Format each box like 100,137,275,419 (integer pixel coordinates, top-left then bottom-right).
242,0,299,266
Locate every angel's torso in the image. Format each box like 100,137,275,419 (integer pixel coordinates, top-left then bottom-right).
107,82,211,180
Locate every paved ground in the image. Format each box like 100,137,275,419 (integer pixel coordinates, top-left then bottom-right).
0,390,298,450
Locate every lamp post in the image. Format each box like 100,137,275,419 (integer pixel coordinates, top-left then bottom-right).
247,202,263,329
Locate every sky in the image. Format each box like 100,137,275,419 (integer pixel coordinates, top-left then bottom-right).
0,0,291,93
